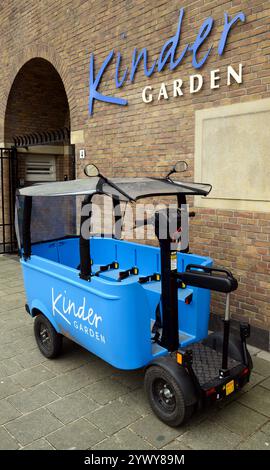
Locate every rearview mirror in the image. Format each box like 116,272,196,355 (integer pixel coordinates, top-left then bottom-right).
84,164,100,177
174,161,188,173
166,160,188,179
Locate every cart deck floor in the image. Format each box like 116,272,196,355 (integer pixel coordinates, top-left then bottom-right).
184,343,241,388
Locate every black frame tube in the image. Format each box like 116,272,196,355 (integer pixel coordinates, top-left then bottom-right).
99,174,134,202
79,195,92,281
22,196,32,260
159,238,179,352
177,194,186,209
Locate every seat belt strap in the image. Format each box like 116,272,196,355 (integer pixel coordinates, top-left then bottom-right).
95,261,119,276
152,301,163,343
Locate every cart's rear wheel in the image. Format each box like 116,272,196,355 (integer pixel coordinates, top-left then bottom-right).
34,314,62,359
144,365,194,427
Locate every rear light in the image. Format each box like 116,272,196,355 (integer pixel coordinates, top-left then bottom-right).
206,387,216,397
185,293,193,305
240,367,249,377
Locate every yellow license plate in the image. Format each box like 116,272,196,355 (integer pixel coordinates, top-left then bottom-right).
226,380,235,396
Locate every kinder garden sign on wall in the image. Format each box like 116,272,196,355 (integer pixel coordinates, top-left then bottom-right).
89,7,246,115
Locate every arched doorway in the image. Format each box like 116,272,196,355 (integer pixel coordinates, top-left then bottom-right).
0,58,75,253
5,57,75,185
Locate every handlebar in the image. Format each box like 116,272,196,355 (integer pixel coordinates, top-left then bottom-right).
175,264,238,294
185,264,234,278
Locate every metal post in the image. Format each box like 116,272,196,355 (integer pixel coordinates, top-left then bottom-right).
0,151,6,253
225,293,230,321
8,153,13,252
222,293,231,370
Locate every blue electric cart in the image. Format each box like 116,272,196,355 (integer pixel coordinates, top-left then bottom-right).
16,162,252,426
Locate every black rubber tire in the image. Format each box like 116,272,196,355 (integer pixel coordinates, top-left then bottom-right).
34,314,63,359
144,365,194,427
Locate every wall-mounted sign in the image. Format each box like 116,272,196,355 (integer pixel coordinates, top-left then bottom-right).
89,7,246,115
141,64,243,104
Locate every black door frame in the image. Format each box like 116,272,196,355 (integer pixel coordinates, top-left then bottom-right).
0,147,17,254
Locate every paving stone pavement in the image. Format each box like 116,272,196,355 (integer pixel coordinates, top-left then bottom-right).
0,255,269,450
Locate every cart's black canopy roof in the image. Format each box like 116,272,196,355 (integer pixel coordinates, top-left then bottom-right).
17,177,212,201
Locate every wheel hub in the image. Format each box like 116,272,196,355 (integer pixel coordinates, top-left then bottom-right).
153,379,176,411
162,384,173,399
40,326,50,345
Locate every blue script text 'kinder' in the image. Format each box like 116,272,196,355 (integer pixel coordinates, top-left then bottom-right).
89,7,245,114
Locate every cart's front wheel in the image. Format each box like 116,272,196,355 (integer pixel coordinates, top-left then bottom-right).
144,365,194,427
34,314,62,359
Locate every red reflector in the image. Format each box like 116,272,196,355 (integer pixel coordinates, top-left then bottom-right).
185,294,193,305
206,387,216,397
240,367,249,377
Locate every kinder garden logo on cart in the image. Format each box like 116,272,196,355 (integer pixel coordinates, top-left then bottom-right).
89,7,246,114
51,288,106,343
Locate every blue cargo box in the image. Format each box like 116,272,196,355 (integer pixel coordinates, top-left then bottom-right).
22,237,212,369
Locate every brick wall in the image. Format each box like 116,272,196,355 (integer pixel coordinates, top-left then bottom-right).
0,1,269,339
190,208,270,333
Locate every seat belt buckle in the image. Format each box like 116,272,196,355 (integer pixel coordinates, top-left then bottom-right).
96,261,119,276
139,273,161,284
118,266,139,281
